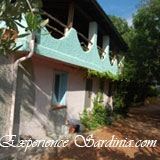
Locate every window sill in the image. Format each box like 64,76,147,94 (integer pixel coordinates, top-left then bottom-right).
51,105,67,110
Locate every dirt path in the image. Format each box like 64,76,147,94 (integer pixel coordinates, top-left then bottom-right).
57,100,160,160
0,99,160,160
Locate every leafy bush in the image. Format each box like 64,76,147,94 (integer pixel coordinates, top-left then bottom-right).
88,69,119,81
113,81,160,116
80,92,113,130
113,95,126,114
147,86,160,97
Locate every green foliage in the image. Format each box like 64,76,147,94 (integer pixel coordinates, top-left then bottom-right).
147,86,160,97
84,0,160,118
113,96,125,114
109,15,134,47
109,0,160,114
109,15,130,36
0,0,43,31
123,0,160,103
25,12,49,32
0,29,22,56
79,109,91,129
88,69,119,81
0,0,48,56
25,12,38,32
130,0,160,83
80,92,113,130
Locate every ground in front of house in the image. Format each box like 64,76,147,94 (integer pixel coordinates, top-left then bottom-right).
57,100,160,160
0,98,160,160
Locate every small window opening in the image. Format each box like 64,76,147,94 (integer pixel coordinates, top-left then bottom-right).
99,79,104,93
52,72,68,106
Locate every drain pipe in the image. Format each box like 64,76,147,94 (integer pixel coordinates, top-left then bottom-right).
8,33,35,140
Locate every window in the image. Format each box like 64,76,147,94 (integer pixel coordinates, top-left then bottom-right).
52,72,68,106
85,78,93,108
108,81,112,97
99,79,104,92
86,79,93,92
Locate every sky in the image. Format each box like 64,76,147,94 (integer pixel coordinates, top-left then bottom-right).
97,0,141,26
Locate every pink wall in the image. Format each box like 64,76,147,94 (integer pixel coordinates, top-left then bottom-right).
27,56,88,138
23,55,110,138
90,78,110,110
67,70,86,120
90,78,99,109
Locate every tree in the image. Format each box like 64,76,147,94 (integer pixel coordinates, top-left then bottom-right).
0,0,48,56
131,0,160,82
110,0,160,114
109,15,134,47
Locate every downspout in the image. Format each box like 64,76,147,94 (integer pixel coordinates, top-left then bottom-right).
8,33,35,139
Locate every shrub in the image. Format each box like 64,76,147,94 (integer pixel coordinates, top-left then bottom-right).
147,85,160,97
113,95,126,114
80,92,113,130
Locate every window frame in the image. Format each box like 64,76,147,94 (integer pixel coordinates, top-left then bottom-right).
51,71,68,108
54,72,62,104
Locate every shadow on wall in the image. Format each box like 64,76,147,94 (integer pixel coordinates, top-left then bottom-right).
0,55,12,137
13,59,67,139
13,59,35,139
47,108,67,138
0,56,12,104
0,76,11,103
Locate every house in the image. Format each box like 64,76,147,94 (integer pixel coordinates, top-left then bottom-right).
0,0,127,139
